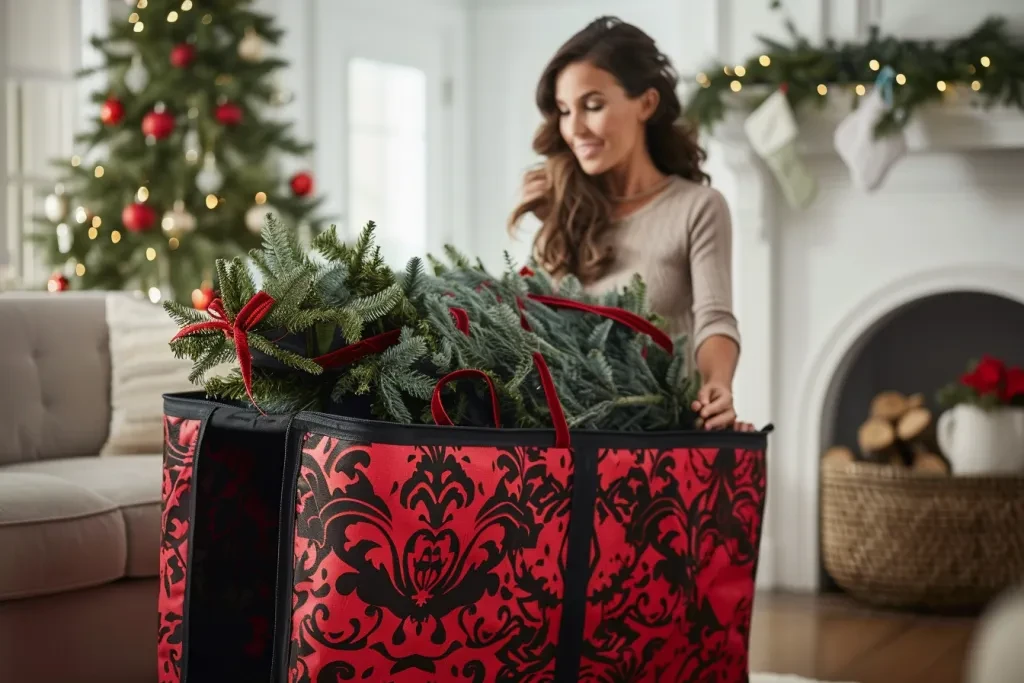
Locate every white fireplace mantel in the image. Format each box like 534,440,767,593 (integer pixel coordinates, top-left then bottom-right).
707,93,1024,591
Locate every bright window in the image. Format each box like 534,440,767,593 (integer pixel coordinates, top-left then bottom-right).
347,58,427,270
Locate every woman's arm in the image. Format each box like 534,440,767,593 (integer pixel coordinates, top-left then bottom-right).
687,189,742,429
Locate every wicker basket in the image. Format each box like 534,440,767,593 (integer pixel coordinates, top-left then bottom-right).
821,461,1024,610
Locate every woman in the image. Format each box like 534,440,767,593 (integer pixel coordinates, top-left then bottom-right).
509,16,752,431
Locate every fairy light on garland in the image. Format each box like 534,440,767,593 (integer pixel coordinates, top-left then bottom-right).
684,15,1024,136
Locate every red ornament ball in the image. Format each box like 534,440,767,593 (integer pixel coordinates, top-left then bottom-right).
47,273,69,293
121,202,158,233
170,44,196,68
215,102,243,126
289,171,314,197
141,110,175,139
191,286,216,311
100,98,124,126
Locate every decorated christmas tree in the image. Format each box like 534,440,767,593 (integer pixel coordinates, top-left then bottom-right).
30,0,322,305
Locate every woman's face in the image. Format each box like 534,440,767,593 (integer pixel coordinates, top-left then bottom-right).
554,61,657,176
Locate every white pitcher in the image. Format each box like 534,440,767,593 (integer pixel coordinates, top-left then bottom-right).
937,404,1024,475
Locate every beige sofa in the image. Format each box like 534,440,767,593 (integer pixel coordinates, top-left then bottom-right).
0,292,164,683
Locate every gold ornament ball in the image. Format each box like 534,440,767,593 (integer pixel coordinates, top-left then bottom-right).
44,192,68,222
245,203,275,233
161,200,197,236
238,29,264,62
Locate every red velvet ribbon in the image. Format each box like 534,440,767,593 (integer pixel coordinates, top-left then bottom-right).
171,292,276,412
525,294,674,354
431,369,502,429
313,328,402,369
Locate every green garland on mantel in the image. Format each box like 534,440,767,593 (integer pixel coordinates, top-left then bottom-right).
683,14,1024,136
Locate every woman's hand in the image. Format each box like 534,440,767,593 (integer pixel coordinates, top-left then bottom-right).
521,167,551,221
691,380,738,431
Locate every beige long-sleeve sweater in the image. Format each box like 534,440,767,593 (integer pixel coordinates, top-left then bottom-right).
584,176,741,365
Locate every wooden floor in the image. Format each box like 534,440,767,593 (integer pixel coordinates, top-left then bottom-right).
748,592,979,683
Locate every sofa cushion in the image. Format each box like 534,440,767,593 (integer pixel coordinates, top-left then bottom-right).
0,472,126,601
2,455,163,581
0,292,111,465
101,294,199,457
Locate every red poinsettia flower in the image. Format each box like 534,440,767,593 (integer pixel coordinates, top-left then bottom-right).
1002,366,1024,403
961,354,1006,397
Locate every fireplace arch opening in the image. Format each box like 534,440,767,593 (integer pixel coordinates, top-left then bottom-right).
816,289,1024,589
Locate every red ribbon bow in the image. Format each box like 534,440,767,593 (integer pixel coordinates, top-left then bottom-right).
170,292,276,412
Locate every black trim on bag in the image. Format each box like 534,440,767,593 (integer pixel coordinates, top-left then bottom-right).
270,416,303,683
292,411,773,451
554,440,600,683
172,403,217,683
165,392,775,451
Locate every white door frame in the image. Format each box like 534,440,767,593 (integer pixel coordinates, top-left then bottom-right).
311,0,468,256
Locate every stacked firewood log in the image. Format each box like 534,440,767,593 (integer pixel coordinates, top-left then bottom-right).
822,390,951,474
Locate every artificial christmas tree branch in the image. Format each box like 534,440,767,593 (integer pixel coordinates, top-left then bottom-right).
166,219,702,432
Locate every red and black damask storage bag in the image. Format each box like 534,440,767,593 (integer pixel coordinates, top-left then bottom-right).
160,390,770,683
160,293,771,683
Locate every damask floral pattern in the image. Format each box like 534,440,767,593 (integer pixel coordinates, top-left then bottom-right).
289,436,573,682
288,434,766,683
581,446,766,681
157,416,202,683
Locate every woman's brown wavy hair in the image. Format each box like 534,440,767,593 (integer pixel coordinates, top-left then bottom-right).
508,16,710,284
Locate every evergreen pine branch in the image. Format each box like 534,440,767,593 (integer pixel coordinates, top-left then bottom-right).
402,257,426,299
215,258,240,316
163,300,208,328
312,225,348,263
345,283,404,322
312,261,350,306
232,258,258,303
188,337,235,384
375,372,414,423
263,264,316,330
